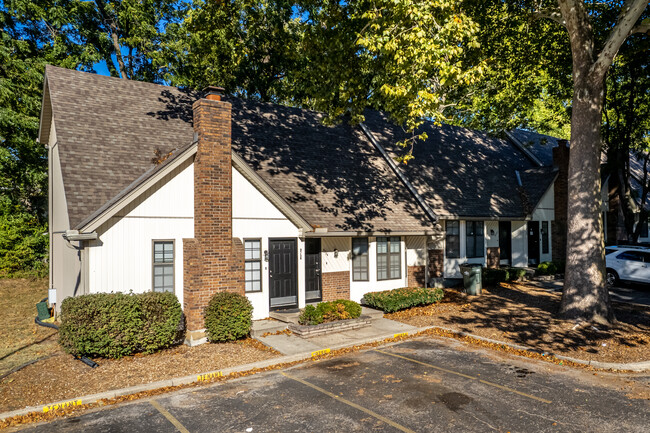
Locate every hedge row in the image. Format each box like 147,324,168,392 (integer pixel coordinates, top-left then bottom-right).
59,292,184,359
363,287,444,313
482,267,527,285
299,299,362,325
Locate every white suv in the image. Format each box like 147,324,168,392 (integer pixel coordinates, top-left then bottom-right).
605,246,650,285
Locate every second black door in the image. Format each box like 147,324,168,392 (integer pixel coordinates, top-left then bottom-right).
499,221,512,264
528,221,540,265
269,239,298,309
305,238,322,302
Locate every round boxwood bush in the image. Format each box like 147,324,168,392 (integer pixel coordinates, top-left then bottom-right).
204,292,253,342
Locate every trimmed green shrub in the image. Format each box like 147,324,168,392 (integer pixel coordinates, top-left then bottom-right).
204,292,253,342
507,267,527,281
482,268,509,286
536,261,558,276
298,300,362,325
59,292,183,358
298,304,323,325
363,287,444,313
536,261,564,276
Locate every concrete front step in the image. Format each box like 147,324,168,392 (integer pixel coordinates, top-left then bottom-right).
269,309,301,323
250,319,288,338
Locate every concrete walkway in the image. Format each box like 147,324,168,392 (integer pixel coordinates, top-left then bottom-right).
253,314,416,356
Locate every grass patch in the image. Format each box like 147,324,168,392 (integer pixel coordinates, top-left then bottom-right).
0,278,58,377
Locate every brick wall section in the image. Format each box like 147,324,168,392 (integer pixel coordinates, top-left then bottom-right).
552,140,569,262
183,96,245,332
486,247,500,269
428,249,444,278
322,271,350,301
407,265,425,287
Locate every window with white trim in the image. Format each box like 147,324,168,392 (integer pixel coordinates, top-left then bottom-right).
153,241,174,293
377,236,401,280
446,221,460,258
352,238,369,281
465,221,484,258
244,239,262,292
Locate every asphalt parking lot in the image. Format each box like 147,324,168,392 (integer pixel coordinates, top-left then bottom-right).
16,338,650,433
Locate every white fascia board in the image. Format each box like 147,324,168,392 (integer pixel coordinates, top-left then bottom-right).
304,230,436,237
79,144,198,232
231,151,313,232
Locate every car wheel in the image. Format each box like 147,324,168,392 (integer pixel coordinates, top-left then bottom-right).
606,269,619,286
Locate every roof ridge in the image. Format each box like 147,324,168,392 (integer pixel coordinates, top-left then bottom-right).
45,64,179,93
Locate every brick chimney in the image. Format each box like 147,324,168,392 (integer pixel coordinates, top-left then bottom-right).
183,87,244,345
552,139,569,263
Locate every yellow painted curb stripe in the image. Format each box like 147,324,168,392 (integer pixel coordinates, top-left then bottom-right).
42,399,82,413
374,350,552,404
281,372,416,433
150,399,191,433
197,371,223,382
393,332,408,338
311,348,331,357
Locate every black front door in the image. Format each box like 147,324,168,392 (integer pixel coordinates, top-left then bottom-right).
499,221,512,264
528,221,540,265
305,238,322,302
269,239,298,309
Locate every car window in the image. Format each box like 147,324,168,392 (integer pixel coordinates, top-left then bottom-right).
616,251,644,262
605,248,615,256
642,252,650,263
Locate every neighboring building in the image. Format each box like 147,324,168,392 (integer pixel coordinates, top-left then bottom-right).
40,66,566,344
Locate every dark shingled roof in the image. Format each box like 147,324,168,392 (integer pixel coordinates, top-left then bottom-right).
226,99,431,232
509,129,563,167
43,66,557,229
362,111,556,219
44,65,196,228
44,66,430,232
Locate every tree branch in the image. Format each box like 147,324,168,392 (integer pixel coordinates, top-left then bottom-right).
631,20,650,34
591,0,649,81
533,9,566,27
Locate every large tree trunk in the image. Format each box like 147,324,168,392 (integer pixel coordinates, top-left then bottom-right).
559,75,615,323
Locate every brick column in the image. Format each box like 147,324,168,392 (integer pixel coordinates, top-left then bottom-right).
183,88,244,344
407,265,426,287
486,247,500,269
321,271,351,301
428,249,444,279
552,140,569,262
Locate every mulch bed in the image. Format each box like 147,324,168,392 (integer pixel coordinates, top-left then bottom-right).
0,338,279,413
386,282,650,364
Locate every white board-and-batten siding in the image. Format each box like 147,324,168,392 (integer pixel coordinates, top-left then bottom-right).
231,166,303,320
88,159,194,307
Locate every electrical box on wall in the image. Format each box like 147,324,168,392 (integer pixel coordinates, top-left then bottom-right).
48,288,56,306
